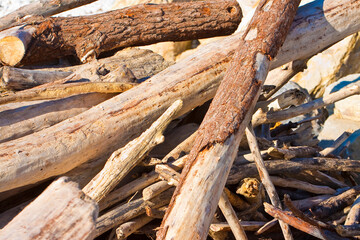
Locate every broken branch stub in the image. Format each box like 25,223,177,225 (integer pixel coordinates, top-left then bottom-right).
158,0,301,239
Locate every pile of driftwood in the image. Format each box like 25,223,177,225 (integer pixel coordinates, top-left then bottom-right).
0,0,360,239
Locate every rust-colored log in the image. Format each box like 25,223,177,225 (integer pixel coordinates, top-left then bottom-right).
0,0,242,66
158,0,300,239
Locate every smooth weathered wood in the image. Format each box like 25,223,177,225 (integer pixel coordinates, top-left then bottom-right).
270,176,336,195
228,158,360,185
0,0,98,31
0,177,98,240
218,191,248,240
0,0,358,193
0,0,242,66
345,195,360,225
0,93,115,143
245,125,293,239
210,221,266,233
0,82,135,105
158,1,300,239
253,80,360,126
83,100,182,202
266,146,318,160
116,214,154,240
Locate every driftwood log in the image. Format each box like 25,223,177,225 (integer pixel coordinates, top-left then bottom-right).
157,0,300,239
0,0,359,193
0,177,98,240
0,0,242,66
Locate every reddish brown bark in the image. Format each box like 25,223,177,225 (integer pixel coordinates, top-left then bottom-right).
14,0,241,65
158,0,300,239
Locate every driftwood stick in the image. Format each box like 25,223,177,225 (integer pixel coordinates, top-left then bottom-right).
159,1,300,239
0,177,98,240
116,214,154,240
210,221,266,233
143,181,171,201
145,206,166,219
267,146,318,160
310,186,360,220
320,130,355,157
218,191,248,240
99,155,188,211
336,225,360,238
245,125,293,239
95,187,174,237
0,0,98,31
83,100,182,202
345,195,360,225
0,0,358,194
0,0,242,66
253,81,360,126
264,203,328,240
270,176,336,195
229,158,360,185
0,82,136,105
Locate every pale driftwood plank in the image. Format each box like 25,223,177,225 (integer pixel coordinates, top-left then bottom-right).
0,177,98,240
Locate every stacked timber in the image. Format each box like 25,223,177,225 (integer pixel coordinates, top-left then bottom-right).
0,0,360,239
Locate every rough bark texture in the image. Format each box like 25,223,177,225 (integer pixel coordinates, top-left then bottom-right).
0,0,98,31
0,0,357,193
158,0,300,239
0,177,98,240
2,0,242,66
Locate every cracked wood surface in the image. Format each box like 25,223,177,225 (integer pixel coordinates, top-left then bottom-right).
0,0,358,193
157,0,300,239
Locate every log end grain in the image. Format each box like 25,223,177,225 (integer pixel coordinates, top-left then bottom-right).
0,36,26,66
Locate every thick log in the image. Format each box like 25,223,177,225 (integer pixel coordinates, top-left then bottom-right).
0,0,242,66
0,177,98,240
158,0,300,239
0,0,98,31
0,0,358,193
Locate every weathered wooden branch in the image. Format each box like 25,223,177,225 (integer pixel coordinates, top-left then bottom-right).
116,214,154,240
0,0,358,193
267,146,318,160
245,125,293,239
158,1,300,239
0,177,98,240
310,186,360,220
264,203,329,240
228,158,360,185
270,176,336,195
83,100,182,202
0,82,135,105
95,187,174,237
210,221,266,233
218,191,248,240
253,80,360,126
0,0,242,66
0,0,98,31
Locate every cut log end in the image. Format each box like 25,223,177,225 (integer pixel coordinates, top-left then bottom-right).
0,36,26,66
